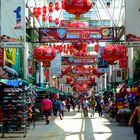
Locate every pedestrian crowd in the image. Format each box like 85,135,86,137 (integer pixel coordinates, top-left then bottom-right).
42,91,104,125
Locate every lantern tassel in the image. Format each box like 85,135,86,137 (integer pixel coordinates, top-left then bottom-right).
75,14,80,20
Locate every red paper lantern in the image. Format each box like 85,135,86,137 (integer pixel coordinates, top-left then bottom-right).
61,20,65,27
92,67,104,77
48,16,53,23
62,0,92,19
28,65,32,74
94,44,99,52
118,44,127,57
43,6,47,13
66,76,72,84
72,42,86,51
43,61,50,67
37,7,41,15
100,44,124,64
61,67,67,75
34,14,39,18
44,70,49,81
55,2,60,11
55,18,59,25
119,56,127,68
33,7,41,18
48,4,53,13
42,14,46,21
33,45,56,62
33,7,38,15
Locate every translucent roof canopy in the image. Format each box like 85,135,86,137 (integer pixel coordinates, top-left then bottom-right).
26,0,124,27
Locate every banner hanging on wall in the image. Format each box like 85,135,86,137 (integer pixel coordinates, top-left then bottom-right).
4,48,16,65
0,48,4,66
125,0,140,47
0,0,25,48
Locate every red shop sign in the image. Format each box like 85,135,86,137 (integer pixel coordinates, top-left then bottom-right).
0,48,4,66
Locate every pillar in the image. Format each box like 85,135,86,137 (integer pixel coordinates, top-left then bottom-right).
128,47,134,82
23,42,29,80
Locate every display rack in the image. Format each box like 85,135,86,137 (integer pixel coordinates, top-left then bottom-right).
34,91,46,120
1,87,28,138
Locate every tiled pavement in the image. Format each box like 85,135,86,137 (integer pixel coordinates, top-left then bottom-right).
0,111,136,140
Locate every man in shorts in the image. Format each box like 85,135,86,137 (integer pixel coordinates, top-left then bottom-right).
128,95,140,140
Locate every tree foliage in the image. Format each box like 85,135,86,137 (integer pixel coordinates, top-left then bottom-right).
133,49,140,81
133,49,140,70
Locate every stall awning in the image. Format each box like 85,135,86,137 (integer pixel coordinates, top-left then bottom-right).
0,79,22,87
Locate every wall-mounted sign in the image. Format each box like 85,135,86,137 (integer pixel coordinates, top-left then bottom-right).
0,48,4,66
1,0,25,48
4,48,16,65
125,0,140,47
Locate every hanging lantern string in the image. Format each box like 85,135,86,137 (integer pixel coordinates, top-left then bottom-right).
42,0,47,26
57,1,63,27
94,3,104,26
98,0,116,27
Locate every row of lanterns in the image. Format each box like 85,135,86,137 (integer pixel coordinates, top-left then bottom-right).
61,66,104,77
33,0,93,22
33,44,98,67
33,44,126,66
33,2,60,18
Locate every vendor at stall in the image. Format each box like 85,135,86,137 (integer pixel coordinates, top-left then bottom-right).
128,95,140,140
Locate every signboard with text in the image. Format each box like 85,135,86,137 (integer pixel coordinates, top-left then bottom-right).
62,56,97,65
50,53,62,76
39,27,114,42
1,0,25,48
98,46,110,73
0,48,4,66
125,0,140,47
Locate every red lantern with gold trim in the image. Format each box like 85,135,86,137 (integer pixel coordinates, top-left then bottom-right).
62,0,92,19
33,45,56,62
100,44,124,64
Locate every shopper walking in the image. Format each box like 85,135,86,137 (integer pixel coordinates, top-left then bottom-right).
56,98,64,120
97,97,103,117
128,95,140,140
42,94,52,125
89,96,97,117
53,99,58,116
66,98,71,112
83,97,89,117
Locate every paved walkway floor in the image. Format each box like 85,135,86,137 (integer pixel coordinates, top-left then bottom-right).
0,111,136,140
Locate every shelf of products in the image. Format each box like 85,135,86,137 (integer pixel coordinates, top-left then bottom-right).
1,87,28,138
34,91,46,120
